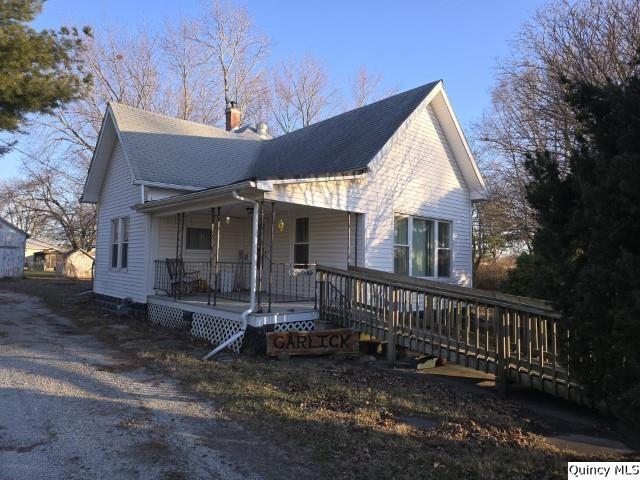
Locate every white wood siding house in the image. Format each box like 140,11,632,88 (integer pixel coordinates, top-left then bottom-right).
82,81,486,351
0,218,27,279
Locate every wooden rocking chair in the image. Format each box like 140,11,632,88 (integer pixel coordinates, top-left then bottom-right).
165,258,200,296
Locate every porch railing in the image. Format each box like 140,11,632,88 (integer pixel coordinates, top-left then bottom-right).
153,259,316,308
153,260,211,297
316,265,584,405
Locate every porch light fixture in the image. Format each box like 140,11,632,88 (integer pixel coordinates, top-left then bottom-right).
225,216,231,224
277,218,286,233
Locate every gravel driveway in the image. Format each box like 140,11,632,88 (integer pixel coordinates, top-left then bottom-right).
0,291,278,480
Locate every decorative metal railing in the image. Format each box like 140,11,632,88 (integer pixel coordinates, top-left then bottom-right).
153,259,316,310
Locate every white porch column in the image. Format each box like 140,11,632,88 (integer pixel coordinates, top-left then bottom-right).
231,191,260,322
145,213,160,296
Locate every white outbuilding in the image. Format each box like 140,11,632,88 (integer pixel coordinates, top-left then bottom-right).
0,217,27,279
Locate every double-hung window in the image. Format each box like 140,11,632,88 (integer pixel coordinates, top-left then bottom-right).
121,218,129,269
293,217,309,268
393,214,452,278
393,216,410,275
111,219,119,268
437,221,451,277
186,228,211,250
110,217,130,270
412,217,435,277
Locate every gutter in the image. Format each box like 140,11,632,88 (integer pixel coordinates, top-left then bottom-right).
202,189,260,360
136,180,264,214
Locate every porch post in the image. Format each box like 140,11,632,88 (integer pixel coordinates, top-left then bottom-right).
249,201,261,315
178,212,185,299
214,207,221,306
207,207,215,305
257,201,265,311
354,213,358,267
268,202,275,313
347,212,352,267
174,213,180,300
173,213,184,299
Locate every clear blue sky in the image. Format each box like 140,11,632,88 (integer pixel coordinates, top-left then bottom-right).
0,0,547,180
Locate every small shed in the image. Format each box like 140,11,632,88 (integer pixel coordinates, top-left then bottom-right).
0,217,28,279
62,248,95,279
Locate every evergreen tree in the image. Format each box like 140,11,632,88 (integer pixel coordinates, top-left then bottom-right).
0,0,90,138
504,71,640,424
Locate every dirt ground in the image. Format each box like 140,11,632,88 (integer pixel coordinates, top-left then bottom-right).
0,278,638,480
0,285,313,480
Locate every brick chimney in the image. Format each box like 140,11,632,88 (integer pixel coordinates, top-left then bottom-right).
225,101,241,131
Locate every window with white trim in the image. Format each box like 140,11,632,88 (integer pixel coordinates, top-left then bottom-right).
110,217,130,270
393,215,452,278
393,215,410,275
111,219,119,268
437,221,451,277
121,217,129,269
293,217,309,268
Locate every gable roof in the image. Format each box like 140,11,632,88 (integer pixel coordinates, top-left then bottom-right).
0,217,28,237
64,248,95,259
254,81,439,179
83,80,486,202
26,237,64,251
109,103,263,189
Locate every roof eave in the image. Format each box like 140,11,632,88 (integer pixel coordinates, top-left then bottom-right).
135,180,268,215
0,217,29,237
432,85,487,195
257,168,368,183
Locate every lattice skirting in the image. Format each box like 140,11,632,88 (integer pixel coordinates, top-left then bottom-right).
273,320,315,333
191,312,244,353
148,303,189,329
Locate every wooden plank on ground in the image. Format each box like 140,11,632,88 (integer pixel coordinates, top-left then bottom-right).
266,328,359,356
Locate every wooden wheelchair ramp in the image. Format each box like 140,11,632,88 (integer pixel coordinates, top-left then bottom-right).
316,266,585,405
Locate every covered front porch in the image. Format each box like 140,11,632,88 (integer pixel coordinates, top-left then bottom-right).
140,182,362,334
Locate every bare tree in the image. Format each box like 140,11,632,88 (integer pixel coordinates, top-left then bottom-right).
0,166,95,249
34,27,167,178
18,28,180,248
5,3,263,248
481,0,640,167
161,19,221,124
270,68,298,134
0,180,49,235
475,0,640,258
190,0,270,123
350,64,383,108
270,56,334,134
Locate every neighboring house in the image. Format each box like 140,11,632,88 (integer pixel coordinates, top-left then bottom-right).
25,238,94,279
0,218,27,279
61,248,95,279
25,237,65,272
82,81,487,351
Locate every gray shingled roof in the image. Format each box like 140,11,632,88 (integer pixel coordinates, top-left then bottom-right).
110,103,263,189
108,81,439,188
254,81,439,179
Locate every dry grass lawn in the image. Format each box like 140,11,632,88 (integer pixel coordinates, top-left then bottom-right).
1,277,635,480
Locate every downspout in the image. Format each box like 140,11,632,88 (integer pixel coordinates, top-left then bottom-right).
203,190,259,360
233,190,260,324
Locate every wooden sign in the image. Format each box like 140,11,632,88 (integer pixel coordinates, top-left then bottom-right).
266,328,359,356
